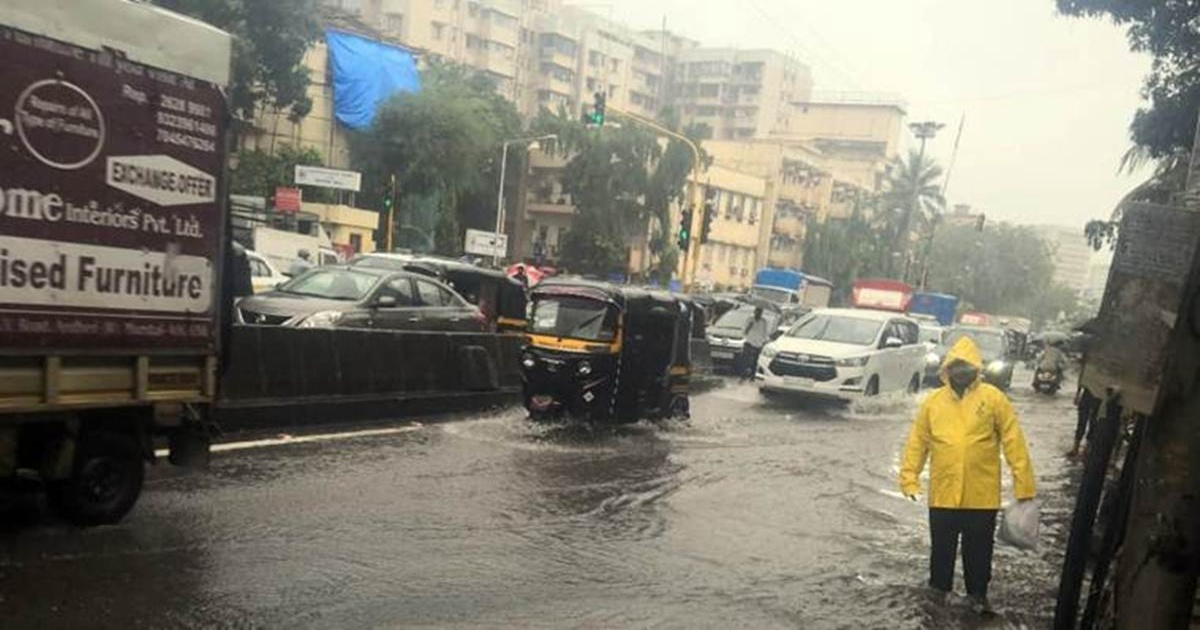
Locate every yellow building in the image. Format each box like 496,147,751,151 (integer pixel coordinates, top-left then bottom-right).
778,94,907,191
305,202,380,254
691,165,769,290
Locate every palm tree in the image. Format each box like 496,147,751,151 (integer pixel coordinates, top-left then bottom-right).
884,150,946,276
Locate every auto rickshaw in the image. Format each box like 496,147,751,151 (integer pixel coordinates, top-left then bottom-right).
521,279,695,422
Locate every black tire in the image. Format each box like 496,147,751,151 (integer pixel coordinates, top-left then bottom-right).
864,376,880,397
908,374,921,394
47,432,144,527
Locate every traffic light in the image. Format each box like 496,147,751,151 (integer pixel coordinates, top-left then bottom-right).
592,91,606,125
677,207,693,251
700,186,717,244
583,91,607,126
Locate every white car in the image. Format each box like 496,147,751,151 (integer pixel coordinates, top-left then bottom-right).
756,308,927,401
245,249,289,294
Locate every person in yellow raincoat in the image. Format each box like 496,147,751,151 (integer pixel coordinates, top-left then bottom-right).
899,336,1037,614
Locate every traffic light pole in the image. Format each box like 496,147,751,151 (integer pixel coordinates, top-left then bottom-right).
607,105,704,289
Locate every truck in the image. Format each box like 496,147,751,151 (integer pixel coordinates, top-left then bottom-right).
959,312,993,326
230,194,342,273
850,279,914,313
749,268,833,309
908,292,959,326
0,0,240,524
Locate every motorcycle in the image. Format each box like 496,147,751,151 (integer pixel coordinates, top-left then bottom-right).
1032,367,1062,395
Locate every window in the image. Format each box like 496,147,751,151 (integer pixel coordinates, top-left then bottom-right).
415,280,448,307
748,199,758,225
699,84,719,97
385,13,404,33
377,278,415,306
249,259,271,278
898,321,920,345
432,22,445,40
718,245,728,263
349,233,363,253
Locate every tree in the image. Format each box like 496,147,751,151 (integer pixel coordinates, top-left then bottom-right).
883,150,946,276
351,62,523,254
230,145,334,203
1057,0,1200,159
153,0,322,124
924,222,1077,326
530,109,700,279
802,195,894,304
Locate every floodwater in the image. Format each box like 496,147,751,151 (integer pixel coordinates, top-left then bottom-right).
1,372,1078,629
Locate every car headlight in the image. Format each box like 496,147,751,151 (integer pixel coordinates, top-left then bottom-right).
987,360,1007,373
925,352,941,366
577,360,593,376
295,310,343,328
836,355,870,368
761,344,779,359
522,353,536,369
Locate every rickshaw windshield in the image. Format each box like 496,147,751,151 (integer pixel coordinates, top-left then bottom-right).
531,296,618,342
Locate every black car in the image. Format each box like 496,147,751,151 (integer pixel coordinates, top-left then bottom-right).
237,266,486,332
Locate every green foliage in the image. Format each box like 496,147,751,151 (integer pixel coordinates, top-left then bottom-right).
925,223,1074,326
802,198,894,304
883,149,945,275
230,145,334,203
530,109,701,278
351,62,523,253
1057,0,1200,158
1084,219,1119,251
153,0,321,122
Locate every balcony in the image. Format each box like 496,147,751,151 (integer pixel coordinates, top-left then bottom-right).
541,72,574,97
540,47,577,71
481,51,516,78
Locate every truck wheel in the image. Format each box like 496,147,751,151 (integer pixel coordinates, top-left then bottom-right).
48,432,144,526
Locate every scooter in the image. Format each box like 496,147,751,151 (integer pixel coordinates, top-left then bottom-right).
1032,367,1062,395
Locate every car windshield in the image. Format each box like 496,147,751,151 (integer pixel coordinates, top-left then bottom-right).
277,269,378,301
530,296,618,341
946,329,1006,358
748,286,791,304
786,313,883,346
713,307,771,333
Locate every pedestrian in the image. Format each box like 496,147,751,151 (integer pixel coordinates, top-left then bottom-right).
288,249,314,277
512,264,529,289
898,336,1037,615
741,307,770,379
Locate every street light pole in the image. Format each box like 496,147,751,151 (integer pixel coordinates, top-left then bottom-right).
494,134,557,266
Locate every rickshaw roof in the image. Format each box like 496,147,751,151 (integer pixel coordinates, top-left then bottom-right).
532,279,685,309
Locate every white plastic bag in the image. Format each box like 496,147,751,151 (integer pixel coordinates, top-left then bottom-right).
998,499,1040,550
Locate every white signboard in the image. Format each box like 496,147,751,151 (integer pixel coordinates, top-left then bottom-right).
294,165,362,192
0,235,212,313
106,155,216,207
464,229,508,257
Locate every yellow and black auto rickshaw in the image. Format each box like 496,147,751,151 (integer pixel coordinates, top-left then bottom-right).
521,279,701,422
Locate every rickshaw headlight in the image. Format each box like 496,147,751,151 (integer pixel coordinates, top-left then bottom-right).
522,353,536,369
577,360,593,376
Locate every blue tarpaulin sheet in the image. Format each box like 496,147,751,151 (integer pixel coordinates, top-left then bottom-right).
326,29,420,130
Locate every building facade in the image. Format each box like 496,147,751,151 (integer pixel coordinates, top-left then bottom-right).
673,48,812,141
1035,225,1093,296
692,165,770,290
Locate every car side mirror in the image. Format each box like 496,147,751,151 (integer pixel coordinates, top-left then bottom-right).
375,295,397,308
770,328,784,340
883,336,904,349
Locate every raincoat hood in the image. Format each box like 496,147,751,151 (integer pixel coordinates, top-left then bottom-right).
939,336,983,385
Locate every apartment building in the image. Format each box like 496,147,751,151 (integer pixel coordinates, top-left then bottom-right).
692,165,770,290
674,49,812,141
781,94,907,191
1035,225,1093,296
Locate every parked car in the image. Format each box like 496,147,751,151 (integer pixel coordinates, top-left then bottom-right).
756,308,927,401
245,249,289,294
706,305,781,372
942,325,1014,390
237,266,487,331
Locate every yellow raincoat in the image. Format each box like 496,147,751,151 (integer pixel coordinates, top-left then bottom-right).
899,336,1036,509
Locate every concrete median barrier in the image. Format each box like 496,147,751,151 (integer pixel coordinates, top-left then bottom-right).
217,326,524,429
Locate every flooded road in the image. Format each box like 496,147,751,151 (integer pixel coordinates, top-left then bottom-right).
1,374,1078,629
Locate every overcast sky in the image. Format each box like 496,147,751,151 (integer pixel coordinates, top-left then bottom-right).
594,0,1152,229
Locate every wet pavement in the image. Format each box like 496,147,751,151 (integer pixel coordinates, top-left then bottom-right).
1,370,1079,629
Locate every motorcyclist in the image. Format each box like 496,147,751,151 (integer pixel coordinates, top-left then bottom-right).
1035,340,1068,386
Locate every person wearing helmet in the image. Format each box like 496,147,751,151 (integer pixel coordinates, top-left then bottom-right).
899,337,1037,615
